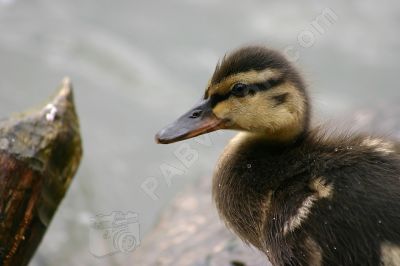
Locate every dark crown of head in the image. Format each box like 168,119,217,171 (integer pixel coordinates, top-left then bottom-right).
211,46,304,90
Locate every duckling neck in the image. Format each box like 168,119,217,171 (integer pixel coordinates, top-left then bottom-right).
247,124,308,147
246,109,310,145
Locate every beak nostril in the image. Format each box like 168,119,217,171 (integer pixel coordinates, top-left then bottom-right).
189,110,202,119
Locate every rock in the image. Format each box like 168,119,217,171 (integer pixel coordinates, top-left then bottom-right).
132,176,270,266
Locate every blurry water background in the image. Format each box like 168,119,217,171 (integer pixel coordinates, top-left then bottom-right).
0,0,399,265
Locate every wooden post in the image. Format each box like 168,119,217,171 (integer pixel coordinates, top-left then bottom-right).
0,78,83,266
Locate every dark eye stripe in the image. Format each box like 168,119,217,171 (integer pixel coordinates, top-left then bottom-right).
209,77,284,108
210,93,230,107
254,77,284,91
272,92,289,105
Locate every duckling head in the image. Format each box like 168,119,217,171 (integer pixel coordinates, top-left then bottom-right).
156,46,309,144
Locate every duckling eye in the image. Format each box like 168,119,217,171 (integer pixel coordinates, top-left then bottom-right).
231,83,249,97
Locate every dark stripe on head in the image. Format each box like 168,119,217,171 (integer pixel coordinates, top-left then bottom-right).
210,93,230,108
272,93,289,106
210,46,307,98
253,77,284,91
211,46,290,85
209,77,285,108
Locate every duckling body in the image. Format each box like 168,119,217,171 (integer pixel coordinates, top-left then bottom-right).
156,46,400,265
214,132,400,265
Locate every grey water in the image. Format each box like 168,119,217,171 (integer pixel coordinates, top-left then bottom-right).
0,0,399,265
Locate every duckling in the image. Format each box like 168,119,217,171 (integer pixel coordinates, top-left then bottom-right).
155,46,400,266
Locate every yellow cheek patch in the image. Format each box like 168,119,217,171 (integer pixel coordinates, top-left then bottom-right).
213,101,229,118
211,82,307,141
213,93,271,130
207,68,282,96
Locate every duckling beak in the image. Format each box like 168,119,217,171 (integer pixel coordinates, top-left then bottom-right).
155,99,225,144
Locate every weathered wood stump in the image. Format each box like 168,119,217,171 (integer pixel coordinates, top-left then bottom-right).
0,78,82,266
